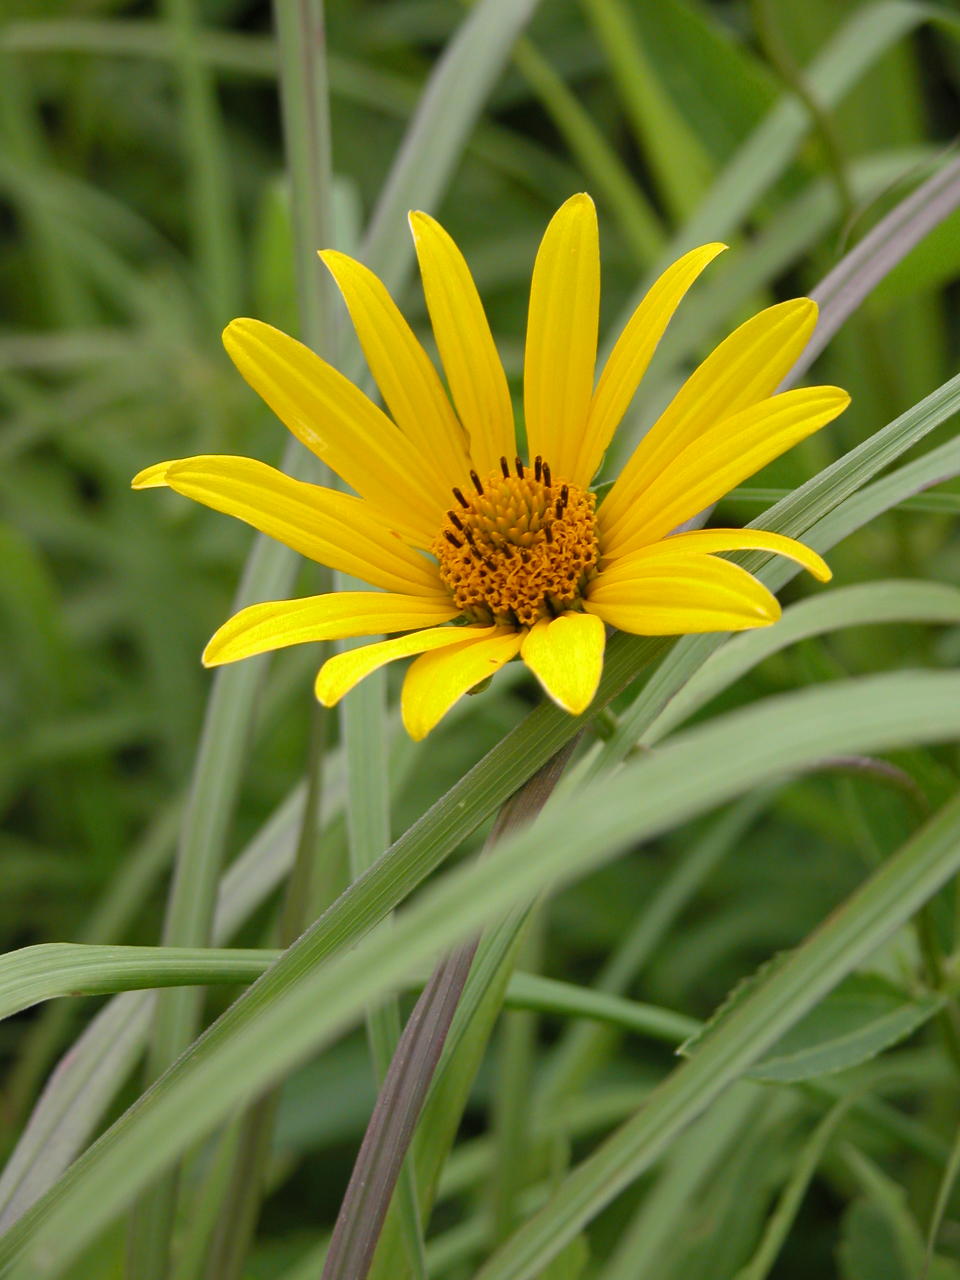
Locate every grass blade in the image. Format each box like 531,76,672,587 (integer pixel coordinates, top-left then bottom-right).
361,0,545,294
596,367,960,772
580,0,714,221
473,789,960,1280
795,153,960,380
322,944,480,1280
511,36,664,262
197,1,339,1271
0,940,700,1051
643,580,960,744
602,0,931,392
535,796,768,1108
6,358,948,1258
733,1097,854,1280
161,0,240,324
7,671,960,1275
322,744,577,1280
0,946,279,1023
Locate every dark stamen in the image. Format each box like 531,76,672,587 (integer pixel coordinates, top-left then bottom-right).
452,486,469,509
544,523,554,543
542,462,552,488
470,470,484,495
463,526,478,547
534,455,543,482
561,484,569,505
515,456,524,479
555,497,564,517
443,531,462,548
500,456,510,479
448,509,464,530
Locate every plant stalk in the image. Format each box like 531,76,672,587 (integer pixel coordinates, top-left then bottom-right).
321,741,580,1280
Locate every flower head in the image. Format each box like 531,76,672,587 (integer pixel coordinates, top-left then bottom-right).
134,194,848,739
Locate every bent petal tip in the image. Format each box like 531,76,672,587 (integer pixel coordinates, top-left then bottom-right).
804,552,833,583
200,641,221,669
132,460,177,490
201,617,248,666
314,670,338,707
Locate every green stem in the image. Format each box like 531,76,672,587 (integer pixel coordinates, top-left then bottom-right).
128,0,304,1254
5,801,180,1126
489,913,543,1244
916,906,960,1078
321,744,579,1280
511,36,663,263
750,0,855,226
161,0,241,322
203,706,330,1280
0,56,90,326
200,4,336,1274
340,663,428,1277
535,797,765,1112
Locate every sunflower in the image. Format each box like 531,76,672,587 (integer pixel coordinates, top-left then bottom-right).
134,194,848,740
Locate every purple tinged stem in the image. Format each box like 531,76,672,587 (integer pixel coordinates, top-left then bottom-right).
789,152,960,383
320,742,579,1280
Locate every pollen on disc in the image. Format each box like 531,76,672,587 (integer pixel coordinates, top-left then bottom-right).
434,463,599,626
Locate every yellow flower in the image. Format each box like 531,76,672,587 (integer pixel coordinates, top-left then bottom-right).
134,194,848,740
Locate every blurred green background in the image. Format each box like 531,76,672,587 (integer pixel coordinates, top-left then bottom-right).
3,1,960,1276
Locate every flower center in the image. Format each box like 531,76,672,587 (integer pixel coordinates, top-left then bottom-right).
434,456,599,626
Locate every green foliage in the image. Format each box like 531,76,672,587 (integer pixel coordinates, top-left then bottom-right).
683,968,946,1083
3,2,960,1279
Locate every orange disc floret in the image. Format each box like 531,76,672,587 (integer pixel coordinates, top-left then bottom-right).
434,456,599,626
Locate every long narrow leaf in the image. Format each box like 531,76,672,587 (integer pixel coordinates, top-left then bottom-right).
4,350,956,1263
596,368,960,772
6,672,960,1275
473,789,960,1280
0,946,279,1023
643,580,960,744
361,0,544,293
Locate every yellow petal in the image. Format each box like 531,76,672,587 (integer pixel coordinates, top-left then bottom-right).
401,629,523,740
203,592,459,667
132,460,176,489
520,612,606,715
602,386,850,556
152,454,445,596
524,193,600,483
601,297,819,533
409,211,516,476
577,242,726,486
585,554,780,634
617,527,831,582
319,249,472,495
315,624,496,706
222,318,442,546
